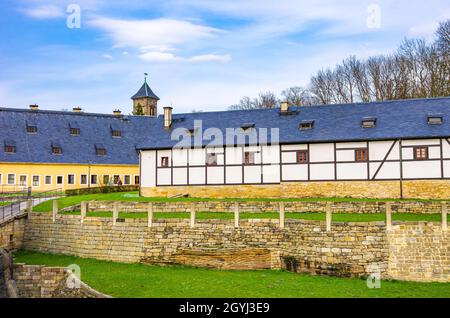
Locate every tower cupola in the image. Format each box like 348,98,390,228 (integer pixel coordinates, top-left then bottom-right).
131,73,160,116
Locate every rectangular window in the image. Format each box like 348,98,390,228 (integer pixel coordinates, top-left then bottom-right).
52,147,62,155
7,174,15,185
19,175,27,187
103,175,110,185
96,148,106,156
243,152,255,165
414,146,429,160
4,145,16,154
26,125,37,134
355,148,368,162
45,176,52,185
124,175,131,185
113,175,120,185
80,174,88,185
91,175,98,185
206,153,218,166
161,157,169,167
112,130,122,138
296,150,308,164
134,176,140,185
68,174,75,185
56,176,63,185
70,127,80,136
32,175,40,187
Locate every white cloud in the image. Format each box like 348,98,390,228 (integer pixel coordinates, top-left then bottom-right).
102,54,113,59
139,51,178,62
22,5,65,19
188,54,231,62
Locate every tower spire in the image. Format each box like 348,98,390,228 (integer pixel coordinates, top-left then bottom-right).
144,72,148,83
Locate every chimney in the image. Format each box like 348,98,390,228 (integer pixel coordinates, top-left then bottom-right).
73,107,82,112
113,109,122,117
163,106,173,129
280,101,289,113
29,104,39,111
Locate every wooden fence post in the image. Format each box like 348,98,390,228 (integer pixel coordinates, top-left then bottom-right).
148,202,154,228
52,200,58,223
279,202,285,229
113,202,119,226
326,202,332,232
442,202,448,232
190,203,196,228
385,203,392,231
80,201,87,224
234,202,239,228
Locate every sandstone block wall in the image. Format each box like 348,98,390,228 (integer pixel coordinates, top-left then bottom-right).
0,217,25,250
141,180,450,199
387,223,449,282
82,200,448,215
13,263,110,298
23,213,388,278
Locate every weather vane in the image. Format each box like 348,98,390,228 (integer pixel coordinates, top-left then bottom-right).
144,73,148,82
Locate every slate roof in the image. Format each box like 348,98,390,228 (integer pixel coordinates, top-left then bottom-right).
0,108,156,165
136,97,450,150
131,81,160,100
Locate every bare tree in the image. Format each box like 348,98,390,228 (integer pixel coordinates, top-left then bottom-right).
281,86,320,106
229,91,279,110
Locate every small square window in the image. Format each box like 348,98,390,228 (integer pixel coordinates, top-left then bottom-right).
96,148,106,156
4,145,15,154
103,175,110,185
26,125,37,134
45,176,52,185
80,174,88,185
243,151,255,165
414,147,428,160
68,174,75,185
134,176,140,185
113,175,121,185
56,176,64,185
161,157,169,167
52,147,62,155
70,127,80,136
428,116,443,125
91,175,98,185
296,150,308,164
112,130,122,138
32,175,40,187
299,121,315,131
362,118,376,128
124,175,131,185
206,153,218,166
19,175,27,186
7,174,15,185
355,149,368,162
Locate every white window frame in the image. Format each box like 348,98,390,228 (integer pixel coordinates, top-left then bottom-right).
133,175,140,185
67,174,76,185
124,175,131,185
80,174,88,185
103,175,110,185
19,175,28,187
7,174,15,185
44,176,52,185
32,175,40,187
56,175,64,185
113,175,121,185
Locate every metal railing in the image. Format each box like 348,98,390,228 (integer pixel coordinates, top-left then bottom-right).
0,188,64,223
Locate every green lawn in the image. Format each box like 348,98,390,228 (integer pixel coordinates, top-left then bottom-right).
14,250,450,298
0,201,11,207
57,210,448,223
32,191,449,212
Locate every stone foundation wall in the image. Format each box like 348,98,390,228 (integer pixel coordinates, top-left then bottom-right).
82,200,448,215
141,180,450,199
387,223,449,282
23,213,388,278
0,217,26,250
13,263,110,298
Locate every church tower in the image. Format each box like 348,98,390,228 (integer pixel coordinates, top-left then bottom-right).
131,74,160,116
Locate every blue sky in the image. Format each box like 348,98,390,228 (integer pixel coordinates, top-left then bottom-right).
0,0,449,114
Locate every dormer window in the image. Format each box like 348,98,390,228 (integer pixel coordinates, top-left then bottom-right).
428,116,443,125
51,142,62,155
26,124,37,134
240,123,256,132
95,144,106,156
112,130,122,138
299,120,315,131
4,140,16,154
362,118,377,128
69,122,80,136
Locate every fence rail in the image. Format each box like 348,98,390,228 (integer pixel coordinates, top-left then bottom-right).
0,188,64,224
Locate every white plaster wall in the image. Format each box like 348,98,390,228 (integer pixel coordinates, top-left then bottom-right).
309,144,334,163
263,165,280,183
172,149,188,167
403,161,441,179
336,163,367,180
442,139,450,158
282,152,297,163
336,142,367,149
157,150,172,166
369,141,398,161
157,168,171,185
172,167,187,185
225,147,242,165
281,144,307,151
189,167,205,184
444,161,450,178
336,150,355,162
226,166,242,184
262,145,280,164
244,166,261,183
207,167,224,184
140,151,156,187
282,165,308,181
373,162,401,179
310,164,334,180
189,148,206,166
402,139,440,146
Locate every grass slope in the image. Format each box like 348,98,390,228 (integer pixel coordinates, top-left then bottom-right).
14,250,450,298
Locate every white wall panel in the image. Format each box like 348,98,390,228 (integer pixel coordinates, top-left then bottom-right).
402,139,440,146
244,166,261,183
336,150,354,162
402,148,414,160
403,161,441,179
442,139,450,158
225,147,242,165
282,165,308,181
336,142,367,149
372,162,400,179
172,149,188,167
157,150,171,166
157,169,171,185
310,164,334,180
262,145,280,164
263,165,280,183
336,163,367,180
310,144,334,162
226,166,242,184
189,148,206,166
429,147,441,159
369,141,398,161
207,167,224,184
189,167,205,184
140,151,156,187
172,168,187,185
282,152,297,164
444,161,450,178
281,144,307,151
